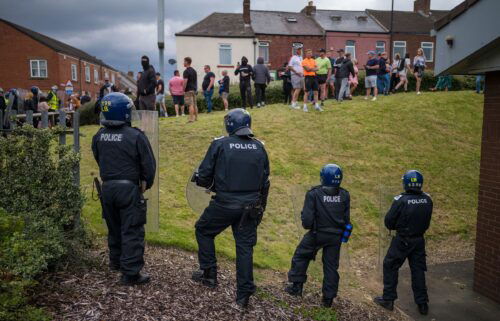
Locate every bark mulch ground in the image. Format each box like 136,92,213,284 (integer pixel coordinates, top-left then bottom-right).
36,245,406,321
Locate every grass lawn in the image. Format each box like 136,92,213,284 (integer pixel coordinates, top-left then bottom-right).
79,91,483,272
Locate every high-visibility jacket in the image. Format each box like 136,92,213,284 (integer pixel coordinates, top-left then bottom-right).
47,91,59,110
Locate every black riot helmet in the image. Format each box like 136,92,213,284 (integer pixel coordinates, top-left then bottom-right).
224,108,253,136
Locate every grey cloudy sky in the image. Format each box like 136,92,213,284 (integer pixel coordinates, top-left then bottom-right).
0,0,462,74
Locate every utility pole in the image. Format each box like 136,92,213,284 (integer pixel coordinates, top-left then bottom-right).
158,0,165,78
389,0,394,61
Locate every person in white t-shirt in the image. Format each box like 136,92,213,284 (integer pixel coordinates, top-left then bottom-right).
288,46,304,109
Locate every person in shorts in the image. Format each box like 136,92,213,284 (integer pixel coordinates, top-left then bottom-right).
302,49,322,112
288,46,304,109
364,51,379,101
218,70,230,111
327,50,336,99
315,49,332,106
169,70,185,117
183,57,198,123
155,72,167,117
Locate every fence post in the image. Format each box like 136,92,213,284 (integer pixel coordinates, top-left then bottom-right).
72,111,80,186
26,110,33,126
0,110,3,129
41,111,49,128
58,109,66,145
9,110,17,129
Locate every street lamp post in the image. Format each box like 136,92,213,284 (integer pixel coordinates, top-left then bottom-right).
389,0,394,61
158,0,165,78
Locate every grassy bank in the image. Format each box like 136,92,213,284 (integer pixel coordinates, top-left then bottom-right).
79,91,483,271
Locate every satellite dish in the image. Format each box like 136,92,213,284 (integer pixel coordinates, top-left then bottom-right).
168,59,177,65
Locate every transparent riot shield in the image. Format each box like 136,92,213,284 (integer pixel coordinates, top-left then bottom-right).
377,185,400,278
131,110,159,232
289,184,351,273
185,166,214,215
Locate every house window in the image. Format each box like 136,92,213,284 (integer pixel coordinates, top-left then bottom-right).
421,42,434,62
393,41,406,59
30,59,48,78
85,66,91,82
111,73,116,84
292,43,303,56
219,44,232,65
376,41,385,54
258,42,270,64
345,40,356,58
94,69,99,84
105,71,109,80
71,64,77,81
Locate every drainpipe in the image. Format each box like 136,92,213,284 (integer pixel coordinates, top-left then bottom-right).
253,39,257,65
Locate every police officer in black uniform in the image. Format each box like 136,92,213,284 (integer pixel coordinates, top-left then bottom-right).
285,164,351,307
91,92,156,285
191,108,270,308
374,170,433,315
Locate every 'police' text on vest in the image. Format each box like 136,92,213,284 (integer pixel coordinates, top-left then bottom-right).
100,133,123,142
323,195,341,203
229,143,258,150
408,199,428,205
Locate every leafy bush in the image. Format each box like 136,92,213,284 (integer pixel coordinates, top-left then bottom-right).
79,101,100,126
0,126,85,320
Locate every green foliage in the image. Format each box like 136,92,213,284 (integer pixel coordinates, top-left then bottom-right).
0,126,85,320
296,306,337,321
79,101,100,126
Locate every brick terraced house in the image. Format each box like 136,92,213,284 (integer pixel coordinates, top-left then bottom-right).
0,18,121,99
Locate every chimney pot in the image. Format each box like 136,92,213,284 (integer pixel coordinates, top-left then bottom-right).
413,0,431,15
303,0,316,16
243,0,251,25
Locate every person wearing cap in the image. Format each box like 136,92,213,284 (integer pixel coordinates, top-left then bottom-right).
288,45,304,109
364,51,379,101
302,49,322,112
191,109,270,308
315,49,332,106
47,85,61,111
333,49,345,100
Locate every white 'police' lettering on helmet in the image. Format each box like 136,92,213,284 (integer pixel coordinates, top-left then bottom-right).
323,195,341,203
408,199,428,205
229,143,258,150
100,133,123,142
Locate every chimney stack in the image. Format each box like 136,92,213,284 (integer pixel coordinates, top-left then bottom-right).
243,0,251,26
302,1,317,17
413,0,431,15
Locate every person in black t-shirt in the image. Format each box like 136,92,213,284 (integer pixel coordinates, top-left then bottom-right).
155,73,167,117
218,70,230,111
234,56,254,109
202,65,216,113
377,52,390,96
183,57,198,123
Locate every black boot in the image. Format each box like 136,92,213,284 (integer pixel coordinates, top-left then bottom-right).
120,273,150,286
192,267,218,288
322,296,333,307
284,282,303,297
373,296,394,311
109,262,120,272
236,296,250,309
417,303,428,315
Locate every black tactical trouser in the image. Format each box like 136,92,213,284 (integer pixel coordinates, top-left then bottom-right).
383,235,428,304
195,202,258,301
255,83,267,105
102,180,147,276
239,80,253,108
288,231,342,299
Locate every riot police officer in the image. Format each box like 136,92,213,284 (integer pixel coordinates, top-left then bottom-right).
192,108,270,308
91,92,156,285
374,170,433,315
285,164,351,307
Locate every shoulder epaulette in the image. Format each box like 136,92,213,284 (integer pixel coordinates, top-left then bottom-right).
394,194,403,201
132,127,145,134
213,135,225,141
252,137,265,146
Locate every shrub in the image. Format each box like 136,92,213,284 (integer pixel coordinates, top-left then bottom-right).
0,126,85,320
79,101,100,126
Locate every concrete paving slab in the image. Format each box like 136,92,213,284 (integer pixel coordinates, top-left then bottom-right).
395,260,500,321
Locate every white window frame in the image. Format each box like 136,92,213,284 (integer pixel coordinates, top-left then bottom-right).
258,41,270,64
111,73,116,84
421,42,434,62
94,69,99,84
71,64,78,81
345,40,356,59
375,41,385,54
30,59,48,78
85,66,91,82
218,43,232,65
393,41,407,59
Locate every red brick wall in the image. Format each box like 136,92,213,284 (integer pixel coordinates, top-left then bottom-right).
474,71,500,304
326,32,390,67
257,34,325,71
390,34,436,69
0,20,120,99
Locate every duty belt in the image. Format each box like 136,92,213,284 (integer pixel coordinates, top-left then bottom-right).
102,179,138,185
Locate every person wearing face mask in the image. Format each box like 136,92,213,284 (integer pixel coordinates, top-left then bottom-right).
235,56,254,109
137,55,157,111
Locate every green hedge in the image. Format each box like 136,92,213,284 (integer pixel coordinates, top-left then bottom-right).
0,126,86,320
